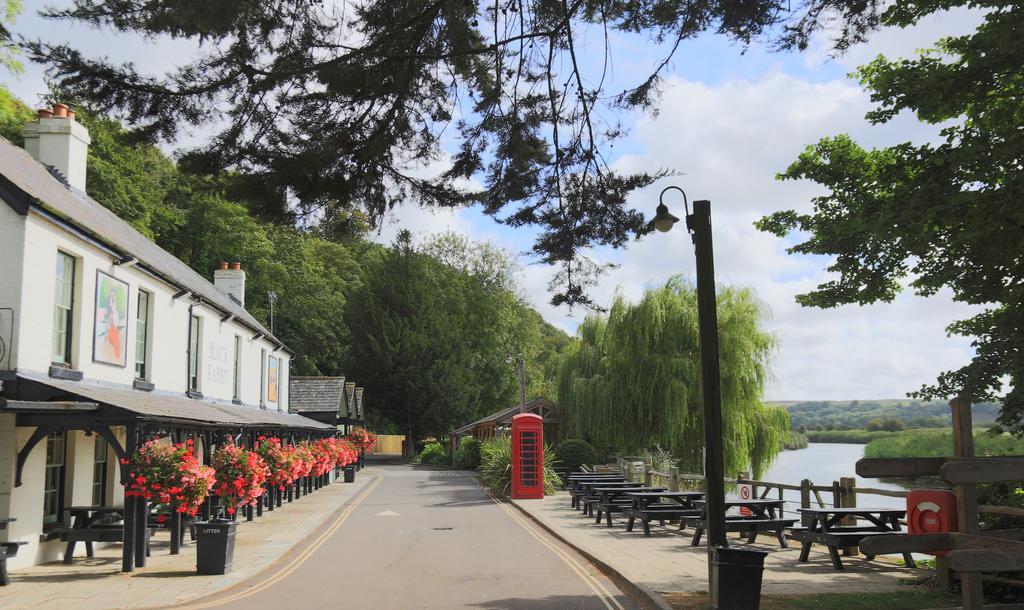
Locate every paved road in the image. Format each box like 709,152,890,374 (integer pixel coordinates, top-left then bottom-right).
192,462,639,610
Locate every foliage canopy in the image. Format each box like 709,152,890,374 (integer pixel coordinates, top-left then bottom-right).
557,276,787,477
26,0,890,306
757,1,1024,430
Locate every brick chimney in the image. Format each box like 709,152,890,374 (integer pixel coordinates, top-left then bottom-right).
214,261,246,308
22,103,91,192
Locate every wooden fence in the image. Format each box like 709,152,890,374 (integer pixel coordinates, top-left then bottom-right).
613,458,1024,529
368,434,405,455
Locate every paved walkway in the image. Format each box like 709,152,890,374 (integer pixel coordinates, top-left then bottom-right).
513,491,921,597
1,465,639,610
198,463,637,610
0,473,375,609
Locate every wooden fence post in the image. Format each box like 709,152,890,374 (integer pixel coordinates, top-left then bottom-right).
644,462,652,487
951,397,983,609
800,479,812,527
839,476,857,556
669,466,680,492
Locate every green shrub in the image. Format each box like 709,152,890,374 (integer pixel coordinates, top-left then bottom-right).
455,438,483,469
479,436,562,496
784,430,809,450
418,442,448,466
553,439,598,472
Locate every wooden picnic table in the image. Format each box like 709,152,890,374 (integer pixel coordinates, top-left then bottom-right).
61,506,129,564
572,479,630,510
0,517,24,586
624,491,704,536
591,486,665,526
792,507,914,570
687,499,796,548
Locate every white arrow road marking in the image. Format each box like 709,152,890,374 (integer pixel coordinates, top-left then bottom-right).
375,510,400,517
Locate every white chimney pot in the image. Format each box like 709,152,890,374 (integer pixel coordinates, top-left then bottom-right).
23,114,91,192
214,266,247,308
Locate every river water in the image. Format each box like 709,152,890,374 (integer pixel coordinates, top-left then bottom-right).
756,443,910,513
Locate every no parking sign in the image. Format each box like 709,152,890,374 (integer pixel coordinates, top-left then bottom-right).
738,483,753,516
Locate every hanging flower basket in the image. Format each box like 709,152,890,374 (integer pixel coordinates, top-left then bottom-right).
123,437,215,517
212,439,268,516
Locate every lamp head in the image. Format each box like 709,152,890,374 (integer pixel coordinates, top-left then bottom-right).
651,202,680,233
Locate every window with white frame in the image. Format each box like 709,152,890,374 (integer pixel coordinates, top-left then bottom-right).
43,432,66,527
188,315,201,391
52,252,76,365
134,290,150,379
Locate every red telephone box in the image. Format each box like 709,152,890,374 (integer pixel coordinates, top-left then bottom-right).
511,413,544,499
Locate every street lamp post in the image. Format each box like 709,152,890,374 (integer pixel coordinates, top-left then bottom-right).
507,352,527,413
652,187,747,606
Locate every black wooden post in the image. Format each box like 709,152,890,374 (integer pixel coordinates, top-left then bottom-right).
170,511,181,555
135,495,148,567
122,423,138,573
689,201,727,549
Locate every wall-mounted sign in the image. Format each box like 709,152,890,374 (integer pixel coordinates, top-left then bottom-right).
93,271,129,367
267,355,279,403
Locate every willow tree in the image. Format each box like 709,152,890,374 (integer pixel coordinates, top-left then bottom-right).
558,276,787,477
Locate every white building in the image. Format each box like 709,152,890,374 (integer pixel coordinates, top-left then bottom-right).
0,103,332,571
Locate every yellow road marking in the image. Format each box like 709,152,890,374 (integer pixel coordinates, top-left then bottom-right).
177,475,382,609
483,484,625,610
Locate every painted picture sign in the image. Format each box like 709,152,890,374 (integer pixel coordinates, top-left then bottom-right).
267,355,279,403
93,271,129,366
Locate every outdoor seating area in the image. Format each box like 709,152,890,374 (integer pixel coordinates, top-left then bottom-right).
563,467,912,571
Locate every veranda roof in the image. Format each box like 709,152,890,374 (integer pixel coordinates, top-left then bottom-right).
12,375,335,431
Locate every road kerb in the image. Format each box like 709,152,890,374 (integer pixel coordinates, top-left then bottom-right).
507,499,674,610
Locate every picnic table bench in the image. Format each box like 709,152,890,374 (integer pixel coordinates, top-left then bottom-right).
687,499,796,548
590,486,665,527
624,491,704,537
792,507,914,570
57,506,155,564
1,517,26,586
578,481,641,516
568,475,625,507
573,479,630,511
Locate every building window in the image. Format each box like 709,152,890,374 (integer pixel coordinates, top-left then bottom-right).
52,252,76,365
92,436,108,506
233,335,242,401
134,290,150,379
188,315,201,391
43,431,66,527
260,349,266,406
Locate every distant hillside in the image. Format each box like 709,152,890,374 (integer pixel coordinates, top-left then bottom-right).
771,399,1001,431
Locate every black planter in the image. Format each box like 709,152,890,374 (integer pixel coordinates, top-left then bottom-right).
709,546,767,609
195,521,238,575
343,465,356,483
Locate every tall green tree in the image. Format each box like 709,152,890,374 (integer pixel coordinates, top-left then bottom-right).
757,2,1024,430
344,231,565,446
26,0,889,306
558,277,787,477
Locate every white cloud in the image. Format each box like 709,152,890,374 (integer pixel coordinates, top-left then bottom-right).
523,70,979,401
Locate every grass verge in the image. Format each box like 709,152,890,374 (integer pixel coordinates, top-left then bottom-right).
661,585,958,609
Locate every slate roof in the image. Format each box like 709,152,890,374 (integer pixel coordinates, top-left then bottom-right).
451,397,557,435
289,376,346,414
0,137,284,349
24,375,334,430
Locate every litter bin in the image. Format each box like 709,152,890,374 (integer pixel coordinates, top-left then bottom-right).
343,465,356,483
195,520,238,575
709,546,767,609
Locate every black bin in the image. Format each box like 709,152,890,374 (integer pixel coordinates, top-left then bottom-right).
710,546,767,609
195,521,238,575
343,465,356,483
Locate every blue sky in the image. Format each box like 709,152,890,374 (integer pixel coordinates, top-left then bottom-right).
4,4,986,401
